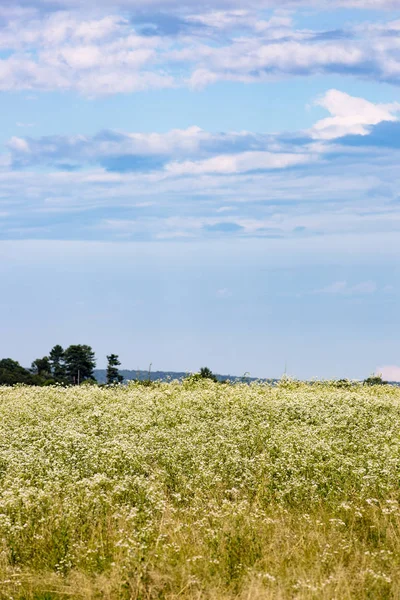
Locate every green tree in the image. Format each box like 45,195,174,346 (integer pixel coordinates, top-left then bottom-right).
199,367,218,382
363,373,387,386
64,345,96,384
49,345,66,381
31,356,52,378
0,359,35,385
106,354,123,384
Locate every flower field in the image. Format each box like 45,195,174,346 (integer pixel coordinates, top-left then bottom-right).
0,380,399,599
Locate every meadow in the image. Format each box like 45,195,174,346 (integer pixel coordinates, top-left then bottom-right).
0,380,399,599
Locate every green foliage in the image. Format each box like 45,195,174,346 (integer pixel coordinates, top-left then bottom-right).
0,358,35,385
331,378,355,388
64,344,96,384
106,353,123,384
183,372,204,385
364,373,387,386
49,345,66,381
132,378,154,387
199,366,218,382
184,367,231,386
79,378,98,386
31,356,52,378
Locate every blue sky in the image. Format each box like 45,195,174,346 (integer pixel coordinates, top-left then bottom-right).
1,0,400,379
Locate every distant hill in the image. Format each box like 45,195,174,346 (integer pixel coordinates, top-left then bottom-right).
93,370,400,386
93,369,268,384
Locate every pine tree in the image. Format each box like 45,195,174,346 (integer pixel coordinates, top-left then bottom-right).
64,345,96,384
49,345,66,381
106,354,123,384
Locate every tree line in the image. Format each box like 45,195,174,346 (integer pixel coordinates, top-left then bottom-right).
1,353,388,387
0,345,123,386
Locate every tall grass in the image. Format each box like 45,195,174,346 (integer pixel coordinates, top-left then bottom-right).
0,380,399,598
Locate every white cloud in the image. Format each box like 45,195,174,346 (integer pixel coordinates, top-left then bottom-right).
1,10,400,94
318,280,347,294
6,126,221,169
8,136,30,152
7,89,398,176
165,151,314,175
352,281,378,294
6,124,322,174
216,288,232,298
122,126,209,154
187,10,293,35
216,206,235,212
189,69,219,90
183,19,400,89
0,13,128,49
2,87,400,244
0,12,171,94
316,280,377,294
11,0,400,11
377,365,400,382
187,10,251,30
310,89,400,140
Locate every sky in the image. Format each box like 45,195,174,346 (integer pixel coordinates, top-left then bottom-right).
1,1,400,380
